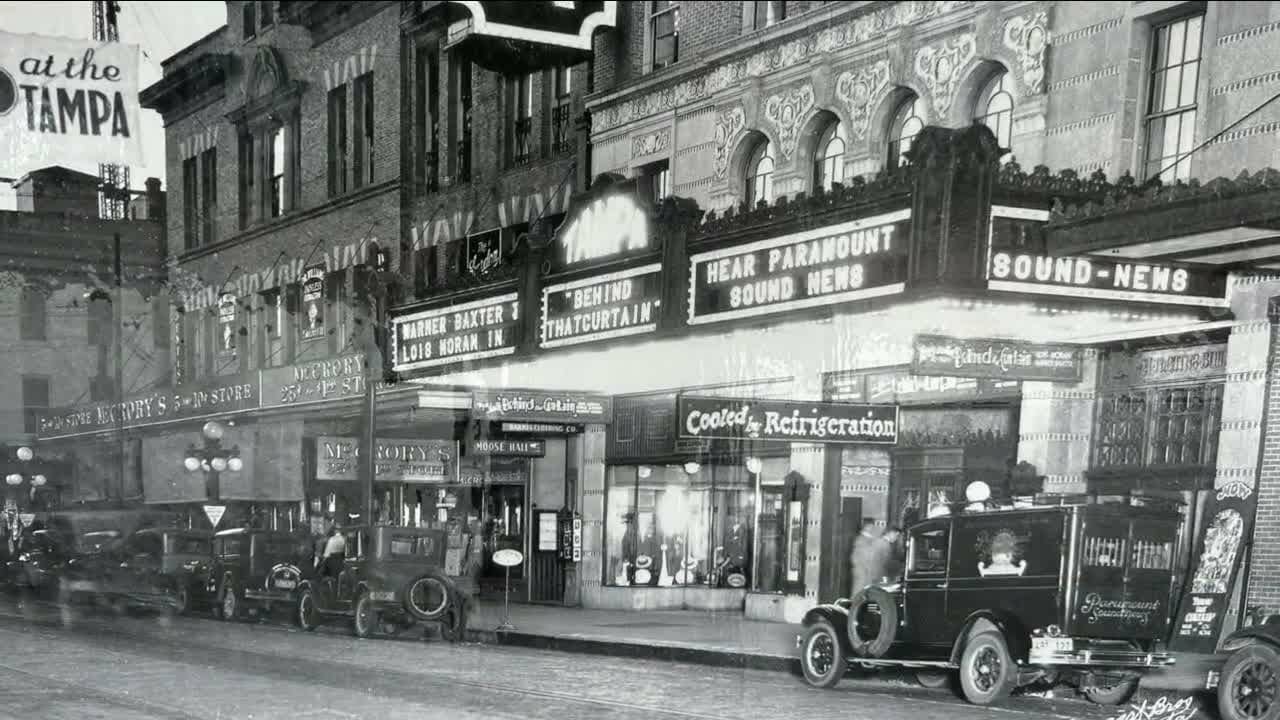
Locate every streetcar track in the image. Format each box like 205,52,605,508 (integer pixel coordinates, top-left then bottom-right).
0,660,205,720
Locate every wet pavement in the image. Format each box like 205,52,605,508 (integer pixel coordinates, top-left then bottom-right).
0,595,1173,720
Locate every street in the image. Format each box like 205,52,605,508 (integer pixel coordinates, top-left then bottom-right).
0,596,1128,720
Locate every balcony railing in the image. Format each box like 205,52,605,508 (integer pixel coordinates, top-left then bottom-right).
512,117,533,167
551,104,573,156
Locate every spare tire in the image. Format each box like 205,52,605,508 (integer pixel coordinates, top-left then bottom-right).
403,571,452,622
847,586,898,658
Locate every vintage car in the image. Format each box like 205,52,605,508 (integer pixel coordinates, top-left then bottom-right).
59,527,208,614
1213,615,1280,720
4,529,73,596
798,502,1181,706
209,528,313,621
295,525,463,640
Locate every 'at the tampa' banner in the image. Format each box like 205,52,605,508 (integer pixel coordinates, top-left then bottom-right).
0,31,144,172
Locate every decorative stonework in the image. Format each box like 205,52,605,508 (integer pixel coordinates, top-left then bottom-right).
835,60,891,141
913,34,977,116
630,129,671,159
1003,11,1049,95
763,84,815,159
713,106,746,180
594,1,974,133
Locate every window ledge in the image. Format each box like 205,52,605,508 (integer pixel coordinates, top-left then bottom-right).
177,179,399,264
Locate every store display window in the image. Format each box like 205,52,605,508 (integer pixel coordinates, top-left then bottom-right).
605,460,780,589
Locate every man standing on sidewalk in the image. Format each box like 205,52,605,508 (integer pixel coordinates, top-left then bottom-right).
850,520,884,596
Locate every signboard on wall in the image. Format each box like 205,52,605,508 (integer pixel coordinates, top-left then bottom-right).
390,291,520,372
314,437,455,484
540,263,662,349
677,395,898,445
467,438,546,457
38,373,259,440
986,251,1228,307
473,389,611,424
911,334,1082,383
300,266,326,342
553,189,650,270
1099,343,1227,391
465,228,504,276
825,369,1019,405
217,294,238,355
688,209,911,325
261,354,376,409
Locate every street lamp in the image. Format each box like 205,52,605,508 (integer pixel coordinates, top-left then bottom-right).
183,420,242,501
8,446,50,505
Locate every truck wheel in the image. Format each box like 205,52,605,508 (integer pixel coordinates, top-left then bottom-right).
352,591,375,639
1082,676,1139,706
959,632,1017,706
1220,643,1280,720
403,572,451,622
295,588,319,632
847,587,897,658
800,619,848,689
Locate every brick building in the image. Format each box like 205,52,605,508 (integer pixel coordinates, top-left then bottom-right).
0,166,167,511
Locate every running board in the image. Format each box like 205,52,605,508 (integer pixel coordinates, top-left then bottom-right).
854,659,958,670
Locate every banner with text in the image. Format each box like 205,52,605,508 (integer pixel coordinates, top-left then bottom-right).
912,334,1082,383
986,251,1228,307
391,291,520,373
472,389,612,424
688,209,910,325
314,437,455,484
677,395,898,445
466,438,547,457
0,31,145,171
38,373,258,440
540,263,662,349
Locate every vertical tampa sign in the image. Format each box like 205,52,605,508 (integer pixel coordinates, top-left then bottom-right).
540,186,662,349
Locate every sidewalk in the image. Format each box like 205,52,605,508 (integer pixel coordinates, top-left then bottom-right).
463,601,1224,702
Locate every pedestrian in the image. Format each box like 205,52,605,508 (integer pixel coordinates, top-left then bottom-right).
321,525,346,578
850,519,883,596
881,527,905,581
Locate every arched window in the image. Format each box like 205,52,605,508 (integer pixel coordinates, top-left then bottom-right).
975,71,1013,151
813,120,847,191
888,96,924,169
745,140,774,206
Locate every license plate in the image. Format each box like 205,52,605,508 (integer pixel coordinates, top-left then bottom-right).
1032,637,1074,653
370,591,395,602
274,579,297,589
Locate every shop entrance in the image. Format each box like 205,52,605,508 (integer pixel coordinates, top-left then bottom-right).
479,483,526,584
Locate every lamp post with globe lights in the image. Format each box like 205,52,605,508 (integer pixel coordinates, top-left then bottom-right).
183,421,243,507
6,445,50,503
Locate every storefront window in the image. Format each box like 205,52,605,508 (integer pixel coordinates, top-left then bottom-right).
605,463,756,588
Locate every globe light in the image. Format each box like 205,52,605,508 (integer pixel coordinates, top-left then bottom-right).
31,475,46,487
637,466,652,479
183,456,200,472
5,474,22,486
202,421,224,441
201,460,211,472
211,457,228,472
16,447,33,462
683,462,701,476
965,481,992,503
745,457,763,475
227,457,243,473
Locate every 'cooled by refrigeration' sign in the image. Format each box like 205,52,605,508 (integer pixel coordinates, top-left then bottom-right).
391,291,520,372
986,251,1227,307
688,209,910,325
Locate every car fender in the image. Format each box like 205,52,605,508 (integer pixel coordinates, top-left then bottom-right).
1221,624,1280,653
802,604,855,656
950,609,1032,664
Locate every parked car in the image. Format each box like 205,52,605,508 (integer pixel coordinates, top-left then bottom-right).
296,525,463,640
797,502,1181,706
4,529,73,596
209,528,313,621
59,527,198,614
1214,616,1280,720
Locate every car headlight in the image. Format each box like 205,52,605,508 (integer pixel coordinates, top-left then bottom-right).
16,554,29,563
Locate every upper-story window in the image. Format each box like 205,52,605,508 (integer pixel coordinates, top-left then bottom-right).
813,119,846,191
510,73,534,167
259,1,273,31
641,159,670,203
268,125,285,218
1145,14,1203,182
327,84,348,197
975,71,1013,151
237,133,254,229
752,1,785,30
243,2,256,39
651,2,680,71
453,56,473,182
415,44,440,193
887,95,924,169
19,286,46,341
184,150,218,248
745,139,774,207
353,73,375,189
552,65,573,155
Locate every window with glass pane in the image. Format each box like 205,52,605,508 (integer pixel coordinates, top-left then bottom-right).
888,97,923,169
813,120,846,190
1150,384,1221,465
745,140,774,206
1145,15,1203,182
269,125,285,217
747,457,791,593
1094,392,1148,467
651,2,679,70
975,71,1013,151
604,463,755,588
753,1,785,30
510,73,533,166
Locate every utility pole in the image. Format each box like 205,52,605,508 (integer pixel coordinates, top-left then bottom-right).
357,243,396,526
